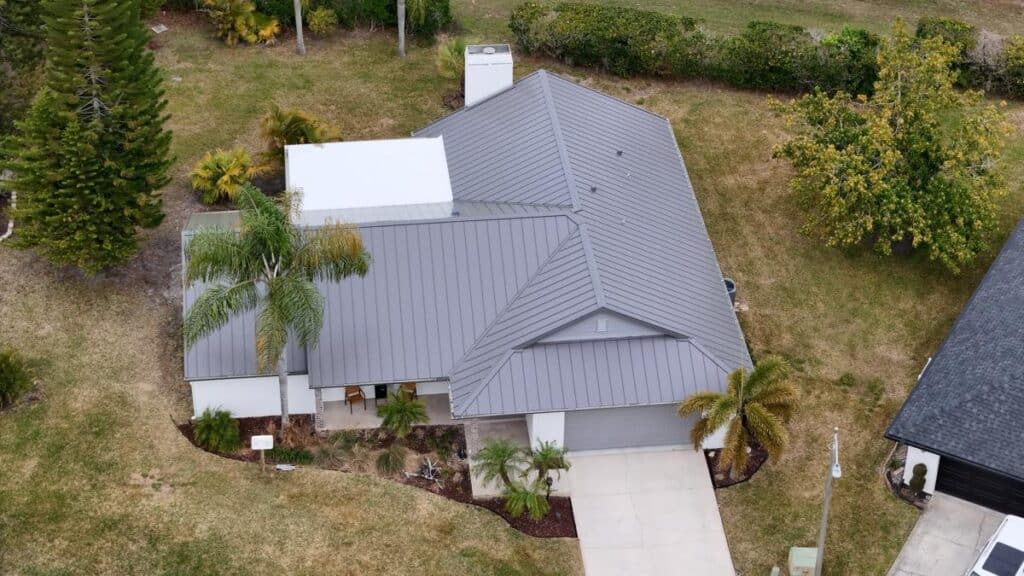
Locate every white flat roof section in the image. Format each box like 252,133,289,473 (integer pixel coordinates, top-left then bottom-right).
284,137,454,213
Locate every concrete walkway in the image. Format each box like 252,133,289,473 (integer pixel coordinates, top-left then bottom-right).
566,447,735,576
888,493,1004,576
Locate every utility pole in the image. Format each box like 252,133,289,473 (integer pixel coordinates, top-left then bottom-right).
814,427,842,576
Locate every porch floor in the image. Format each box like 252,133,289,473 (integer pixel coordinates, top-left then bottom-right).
322,393,455,430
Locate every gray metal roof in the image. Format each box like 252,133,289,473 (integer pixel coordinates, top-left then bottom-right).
418,70,751,417
468,336,729,415
886,220,1024,480
183,70,751,420
307,213,576,387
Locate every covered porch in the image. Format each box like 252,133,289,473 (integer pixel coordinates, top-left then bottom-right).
319,382,456,430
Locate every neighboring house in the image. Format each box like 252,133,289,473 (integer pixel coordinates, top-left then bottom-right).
886,220,1024,516
182,45,751,453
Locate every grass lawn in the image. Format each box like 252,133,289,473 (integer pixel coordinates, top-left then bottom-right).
2,2,1023,575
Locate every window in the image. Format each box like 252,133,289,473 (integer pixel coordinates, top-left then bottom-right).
982,543,1024,576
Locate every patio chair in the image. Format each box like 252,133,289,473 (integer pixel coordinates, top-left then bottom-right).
345,386,366,414
400,382,418,400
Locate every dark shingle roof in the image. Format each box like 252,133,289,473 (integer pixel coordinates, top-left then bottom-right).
886,220,1024,480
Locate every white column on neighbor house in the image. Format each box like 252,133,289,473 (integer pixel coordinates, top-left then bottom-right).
902,446,941,494
526,411,565,449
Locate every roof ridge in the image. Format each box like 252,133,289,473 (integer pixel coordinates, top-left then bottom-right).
542,70,671,124
352,211,572,229
538,71,606,307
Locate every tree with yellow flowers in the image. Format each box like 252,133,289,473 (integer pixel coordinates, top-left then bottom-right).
773,21,1010,273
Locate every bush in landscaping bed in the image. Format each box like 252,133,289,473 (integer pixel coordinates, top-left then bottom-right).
515,3,707,78
716,21,817,91
267,445,314,464
193,408,241,453
376,442,407,474
191,147,261,205
0,346,34,408
908,463,927,493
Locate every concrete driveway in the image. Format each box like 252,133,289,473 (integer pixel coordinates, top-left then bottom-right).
888,493,1004,576
566,447,735,576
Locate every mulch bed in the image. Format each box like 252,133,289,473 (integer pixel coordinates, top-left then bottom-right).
176,415,576,537
704,444,769,489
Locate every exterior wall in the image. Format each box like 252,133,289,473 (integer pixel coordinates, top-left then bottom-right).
190,375,314,419
538,310,662,343
703,418,727,450
526,412,565,448
903,446,941,494
564,404,694,451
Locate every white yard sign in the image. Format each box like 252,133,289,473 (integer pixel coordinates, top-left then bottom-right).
251,434,273,471
251,435,273,450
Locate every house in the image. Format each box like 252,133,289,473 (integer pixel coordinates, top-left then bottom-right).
886,220,1024,516
182,45,750,454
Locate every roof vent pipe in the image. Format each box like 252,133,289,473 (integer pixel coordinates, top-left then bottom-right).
464,44,513,107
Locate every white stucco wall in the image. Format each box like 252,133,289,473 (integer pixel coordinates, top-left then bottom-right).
902,446,940,494
190,375,315,418
703,418,727,450
526,412,565,448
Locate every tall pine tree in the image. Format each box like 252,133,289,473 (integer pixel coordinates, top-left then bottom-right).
3,0,171,273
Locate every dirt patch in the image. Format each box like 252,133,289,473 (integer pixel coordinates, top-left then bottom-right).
705,445,769,489
472,497,577,538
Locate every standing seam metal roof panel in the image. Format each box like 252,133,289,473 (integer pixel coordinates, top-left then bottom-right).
307,213,576,388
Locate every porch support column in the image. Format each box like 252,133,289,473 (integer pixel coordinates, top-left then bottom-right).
314,388,325,432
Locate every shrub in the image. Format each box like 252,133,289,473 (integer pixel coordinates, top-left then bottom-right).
377,391,429,439
191,147,261,205
427,428,458,460
192,408,241,453
908,462,927,493
253,0,297,26
267,445,315,464
503,481,550,520
259,105,333,172
916,17,977,56
1004,35,1024,99
718,21,816,91
0,347,34,408
436,36,468,83
376,442,407,474
509,1,549,53
817,27,880,95
308,6,339,35
329,0,393,29
205,0,279,46
539,3,705,78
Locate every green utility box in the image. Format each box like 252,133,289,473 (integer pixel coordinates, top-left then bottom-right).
788,547,817,576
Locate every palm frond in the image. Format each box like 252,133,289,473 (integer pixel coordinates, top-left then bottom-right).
258,104,333,171
678,391,722,417
255,300,288,372
295,221,370,282
726,367,746,402
183,281,259,347
717,416,749,476
689,416,710,447
184,228,251,284
745,355,791,396
744,402,789,462
266,274,324,349
705,394,738,432
751,381,800,423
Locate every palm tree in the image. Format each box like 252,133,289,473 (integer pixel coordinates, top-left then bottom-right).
377,391,429,439
183,185,369,429
258,104,332,173
527,441,570,500
292,0,306,55
678,355,799,478
504,480,550,520
396,0,406,57
471,437,526,489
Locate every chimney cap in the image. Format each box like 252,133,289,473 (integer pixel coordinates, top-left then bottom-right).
466,44,511,56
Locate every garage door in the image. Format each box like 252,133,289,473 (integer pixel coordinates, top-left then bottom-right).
937,458,1024,516
564,405,695,451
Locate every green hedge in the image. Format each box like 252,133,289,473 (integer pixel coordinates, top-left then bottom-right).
509,4,1024,100
511,3,876,94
